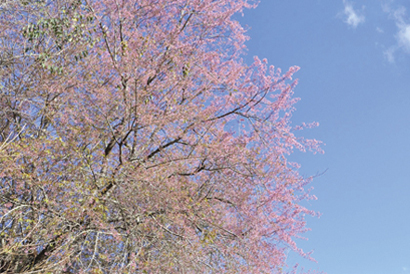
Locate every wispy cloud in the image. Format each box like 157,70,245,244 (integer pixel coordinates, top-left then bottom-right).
341,0,365,28
395,12,410,52
382,5,410,62
402,266,410,274
383,47,396,63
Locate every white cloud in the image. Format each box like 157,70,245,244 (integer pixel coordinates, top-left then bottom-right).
397,21,410,52
342,0,365,28
382,5,410,62
383,46,396,63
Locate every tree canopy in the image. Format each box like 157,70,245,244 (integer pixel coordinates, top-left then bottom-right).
0,0,322,273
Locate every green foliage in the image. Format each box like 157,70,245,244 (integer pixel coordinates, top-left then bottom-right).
20,1,96,74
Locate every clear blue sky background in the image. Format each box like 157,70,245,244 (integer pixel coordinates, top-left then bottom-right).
238,0,410,273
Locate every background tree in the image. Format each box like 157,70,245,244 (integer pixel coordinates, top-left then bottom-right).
0,0,322,273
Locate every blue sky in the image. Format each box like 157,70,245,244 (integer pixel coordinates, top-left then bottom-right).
239,1,410,273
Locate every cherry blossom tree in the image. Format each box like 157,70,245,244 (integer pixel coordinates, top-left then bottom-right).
0,0,322,273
